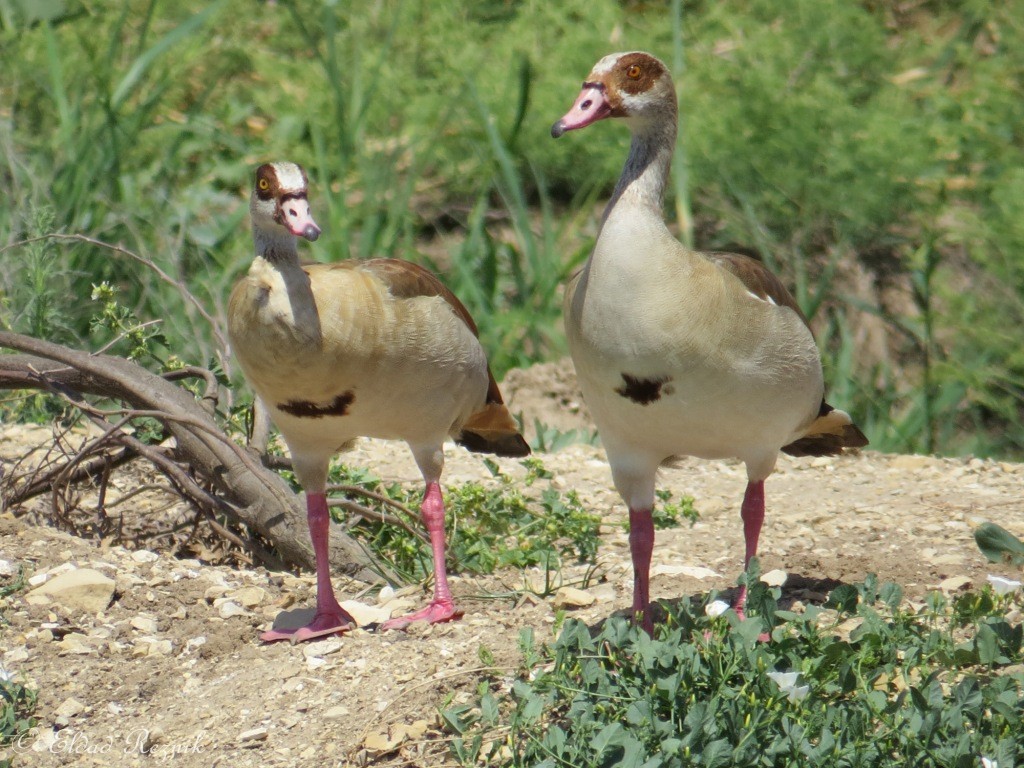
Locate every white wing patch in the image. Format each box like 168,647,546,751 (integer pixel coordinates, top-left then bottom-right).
746,290,777,306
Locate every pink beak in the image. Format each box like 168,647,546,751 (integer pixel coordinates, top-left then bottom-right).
551,83,612,138
279,197,322,241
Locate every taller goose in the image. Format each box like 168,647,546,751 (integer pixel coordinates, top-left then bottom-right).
228,161,529,642
552,52,867,632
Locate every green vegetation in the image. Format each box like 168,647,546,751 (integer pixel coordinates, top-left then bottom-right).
0,568,37,764
445,575,1023,767
323,457,602,589
0,675,36,765
1,2,1023,459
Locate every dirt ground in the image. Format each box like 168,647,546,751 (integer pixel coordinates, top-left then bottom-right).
2,359,1023,767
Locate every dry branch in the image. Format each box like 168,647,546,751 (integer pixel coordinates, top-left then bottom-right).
0,331,380,581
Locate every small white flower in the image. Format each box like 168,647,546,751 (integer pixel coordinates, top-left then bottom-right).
704,600,730,618
986,575,1022,596
767,671,809,702
0,665,13,683
767,671,800,689
787,684,810,702
980,757,998,768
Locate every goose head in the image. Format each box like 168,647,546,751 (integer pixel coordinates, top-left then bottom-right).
551,51,676,138
250,161,321,243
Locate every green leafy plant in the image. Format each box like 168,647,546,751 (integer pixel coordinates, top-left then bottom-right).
0,674,37,761
446,575,1023,767
529,419,601,453
88,281,168,362
653,488,699,530
324,459,601,586
975,522,1024,568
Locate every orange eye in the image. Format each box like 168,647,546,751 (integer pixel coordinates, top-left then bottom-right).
626,64,642,79
258,178,270,191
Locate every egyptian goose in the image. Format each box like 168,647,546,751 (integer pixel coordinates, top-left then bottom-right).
228,161,529,642
552,52,867,633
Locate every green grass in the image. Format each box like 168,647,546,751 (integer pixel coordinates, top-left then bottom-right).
2,0,1023,457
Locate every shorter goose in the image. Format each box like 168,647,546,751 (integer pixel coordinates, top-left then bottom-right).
229,162,529,642
552,52,867,633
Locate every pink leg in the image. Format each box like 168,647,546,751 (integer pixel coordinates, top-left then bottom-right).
381,482,462,631
629,507,656,635
733,480,765,622
261,492,356,643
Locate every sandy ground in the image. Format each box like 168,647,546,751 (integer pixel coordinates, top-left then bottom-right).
1,360,1023,767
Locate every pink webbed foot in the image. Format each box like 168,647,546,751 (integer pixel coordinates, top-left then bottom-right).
379,599,463,632
260,608,356,644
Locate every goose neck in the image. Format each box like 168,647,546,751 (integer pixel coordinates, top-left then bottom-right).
603,117,676,223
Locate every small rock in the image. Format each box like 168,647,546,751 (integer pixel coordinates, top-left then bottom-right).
761,569,789,587
146,639,174,656
229,586,267,608
239,727,269,745
55,697,86,718
323,705,349,719
302,638,343,659
25,568,115,614
552,587,596,609
377,585,396,604
0,559,15,577
58,633,96,655
217,601,248,619
650,564,721,580
131,550,159,563
131,615,160,633
938,576,973,593
4,646,29,663
204,585,230,602
27,572,50,587
339,600,391,626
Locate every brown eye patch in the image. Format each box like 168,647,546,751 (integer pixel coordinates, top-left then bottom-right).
616,52,666,95
254,164,278,200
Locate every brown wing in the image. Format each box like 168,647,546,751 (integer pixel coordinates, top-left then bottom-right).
703,251,869,455
359,259,507,407
704,251,811,328
360,258,482,334
358,259,530,457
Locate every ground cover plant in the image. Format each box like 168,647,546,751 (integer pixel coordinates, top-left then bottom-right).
445,571,1024,767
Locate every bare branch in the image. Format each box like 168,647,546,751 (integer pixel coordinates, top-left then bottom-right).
0,332,381,581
